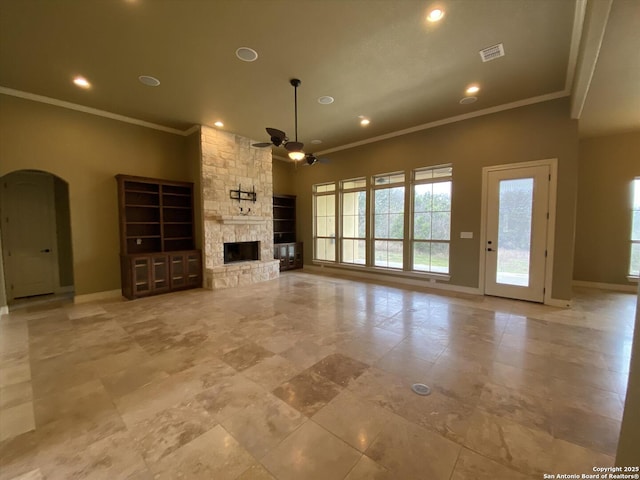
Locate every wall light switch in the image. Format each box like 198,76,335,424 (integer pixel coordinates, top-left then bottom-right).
460,232,473,239
136,238,142,245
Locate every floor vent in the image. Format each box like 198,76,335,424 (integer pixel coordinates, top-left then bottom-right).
479,43,505,62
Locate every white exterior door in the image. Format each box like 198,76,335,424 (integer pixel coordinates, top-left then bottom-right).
2,171,58,300
484,164,550,303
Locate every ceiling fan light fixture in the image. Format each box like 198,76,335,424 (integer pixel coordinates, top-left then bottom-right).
288,151,306,161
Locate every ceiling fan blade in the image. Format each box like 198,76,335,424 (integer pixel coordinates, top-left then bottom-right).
252,142,273,148
285,141,304,152
266,128,286,140
317,157,330,164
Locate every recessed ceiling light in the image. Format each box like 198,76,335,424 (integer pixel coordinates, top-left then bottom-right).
459,96,478,104
214,121,224,128
318,96,334,105
360,118,371,126
236,47,258,62
427,8,445,22
311,139,323,145
466,85,480,95
73,76,90,89
139,75,160,87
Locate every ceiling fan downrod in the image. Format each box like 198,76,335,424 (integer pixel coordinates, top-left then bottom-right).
291,78,301,143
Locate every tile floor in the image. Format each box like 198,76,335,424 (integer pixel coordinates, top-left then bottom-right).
0,272,635,480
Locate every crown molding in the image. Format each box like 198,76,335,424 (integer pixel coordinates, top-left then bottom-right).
317,90,570,156
0,86,198,136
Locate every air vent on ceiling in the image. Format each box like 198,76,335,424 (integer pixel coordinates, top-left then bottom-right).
479,43,505,62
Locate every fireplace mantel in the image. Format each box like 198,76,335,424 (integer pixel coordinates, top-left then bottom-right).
208,214,268,225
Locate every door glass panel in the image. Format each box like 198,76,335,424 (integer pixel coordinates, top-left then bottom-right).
171,255,185,286
134,258,149,292
154,257,167,288
496,178,533,287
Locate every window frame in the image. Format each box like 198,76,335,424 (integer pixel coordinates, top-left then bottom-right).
371,171,406,270
629,177,640,280
312,182,337,263
410,164,453,275
339,177,367,266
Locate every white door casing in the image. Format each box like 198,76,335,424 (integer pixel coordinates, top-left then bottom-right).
1,171,59,300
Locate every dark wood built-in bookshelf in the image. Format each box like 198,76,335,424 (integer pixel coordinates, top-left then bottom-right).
273,194,303,271
116,174,202,299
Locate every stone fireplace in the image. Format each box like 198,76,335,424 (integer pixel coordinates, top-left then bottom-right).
200,126,280,289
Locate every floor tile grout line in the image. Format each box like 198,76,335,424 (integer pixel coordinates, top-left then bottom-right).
447,443,464,480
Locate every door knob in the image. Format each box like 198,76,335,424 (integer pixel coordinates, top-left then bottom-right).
40,248,51,253
487,248,494,252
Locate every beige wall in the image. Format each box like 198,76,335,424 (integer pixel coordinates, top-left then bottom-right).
53,176,74,287
292,98,579,300
0,95,190,296
272,159,297,196
574,131,640,285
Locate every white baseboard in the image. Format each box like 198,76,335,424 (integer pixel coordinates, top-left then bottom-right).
545,297,573,308
304,264,481,295
572,280,638,293
74,289,123,304
0,305,8,315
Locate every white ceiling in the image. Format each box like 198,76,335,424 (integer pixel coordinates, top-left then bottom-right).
0,0,637,155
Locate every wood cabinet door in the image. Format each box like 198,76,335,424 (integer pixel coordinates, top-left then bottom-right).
170,254,186,289
287,244,295,267
294,243,303,268
151,254,170,292
186,252,201,287
278,244,288,270
132,256,152,296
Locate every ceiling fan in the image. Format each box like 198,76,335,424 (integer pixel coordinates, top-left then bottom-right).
302,153,329,166
252,78,309,161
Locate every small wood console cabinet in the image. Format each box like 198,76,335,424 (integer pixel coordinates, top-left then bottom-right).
116,174,202,299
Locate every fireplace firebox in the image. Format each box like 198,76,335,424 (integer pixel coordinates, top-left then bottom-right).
224,241,260,264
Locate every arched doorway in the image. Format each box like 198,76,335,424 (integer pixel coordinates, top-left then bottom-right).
0,170,74,306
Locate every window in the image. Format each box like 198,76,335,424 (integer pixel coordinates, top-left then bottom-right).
313,183,336,261
412,165,452,273
341,178,367,265
630,178,640,277
373,172,405,268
